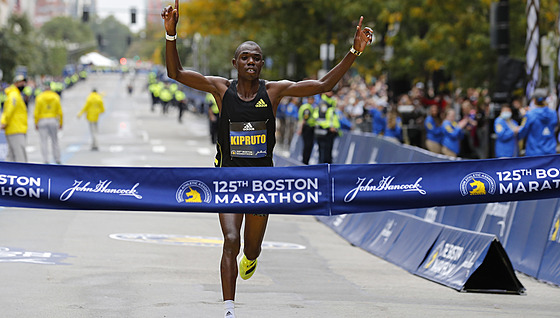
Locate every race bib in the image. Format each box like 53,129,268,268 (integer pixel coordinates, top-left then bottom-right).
229,121,268,158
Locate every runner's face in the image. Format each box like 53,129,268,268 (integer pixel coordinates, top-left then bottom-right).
233,45,263,80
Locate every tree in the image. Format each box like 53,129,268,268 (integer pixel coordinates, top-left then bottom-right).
180,0,383,80
90,16,133,59
156,0,560,92
39,16,96,76
0,15,40,81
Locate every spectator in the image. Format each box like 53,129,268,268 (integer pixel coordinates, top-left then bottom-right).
494,104,519,157
458,99,479,158
284,97,300,147
424,104,443,154
275,97,288,145
369,101,386,135
336,102,353,132
384,107,402,143
441,108,468,157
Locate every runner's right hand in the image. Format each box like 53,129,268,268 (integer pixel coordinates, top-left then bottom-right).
161,0,179,35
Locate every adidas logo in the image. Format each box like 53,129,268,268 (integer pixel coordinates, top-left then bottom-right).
243,123,255,131
255,99,268,108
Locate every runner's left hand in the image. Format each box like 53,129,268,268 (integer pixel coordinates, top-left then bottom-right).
353,16,373,53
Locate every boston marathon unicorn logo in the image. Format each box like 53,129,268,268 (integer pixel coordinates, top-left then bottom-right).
549,211,560,243
460,172,496,197
185,187,202,203
176,180,212,204
469,178,487,195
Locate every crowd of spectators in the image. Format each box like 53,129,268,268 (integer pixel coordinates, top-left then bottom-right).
276,74,560,160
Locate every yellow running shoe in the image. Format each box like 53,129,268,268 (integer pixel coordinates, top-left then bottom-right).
239,254,257,280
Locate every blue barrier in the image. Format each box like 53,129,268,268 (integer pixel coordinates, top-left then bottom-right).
1,128,558,289
504,200,556,277
0,131,7,161
291,131,560,288
384,214,443,273
320,211,524,293
416,226,523,293
538,208,560,284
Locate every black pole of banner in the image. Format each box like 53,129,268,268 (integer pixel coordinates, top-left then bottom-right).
489,0,510,158
494,0,510,56
491,0,510,103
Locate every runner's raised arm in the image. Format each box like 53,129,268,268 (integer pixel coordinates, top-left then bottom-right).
161,0,228,99
266,16,373,106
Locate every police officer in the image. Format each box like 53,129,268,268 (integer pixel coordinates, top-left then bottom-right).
313,92,340,164
1,75,29,162
175,88,187,123
298,95,316,164
206,93,219,144
0,88,7,108
77,89,105,151
159,83,173,114
22,84,33,105
148,81,161,112
34,83,63,164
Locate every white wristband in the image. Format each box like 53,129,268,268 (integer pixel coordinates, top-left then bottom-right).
350,46,362,56
165,33,177,41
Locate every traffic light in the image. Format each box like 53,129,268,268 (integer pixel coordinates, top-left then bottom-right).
130,8,137,24
82,6,89,22
97,34,103,48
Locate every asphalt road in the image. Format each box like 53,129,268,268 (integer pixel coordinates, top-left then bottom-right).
1,72,559,318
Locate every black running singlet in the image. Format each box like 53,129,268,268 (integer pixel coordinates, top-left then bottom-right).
215,80,276,167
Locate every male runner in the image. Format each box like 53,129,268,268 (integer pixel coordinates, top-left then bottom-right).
162,2,372,316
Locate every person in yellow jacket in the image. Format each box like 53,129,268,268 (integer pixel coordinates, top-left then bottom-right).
1,75,28,162
159,84,173,114
77,89,104,151
34,84,63,164
313,92,340,164
206,92,219,144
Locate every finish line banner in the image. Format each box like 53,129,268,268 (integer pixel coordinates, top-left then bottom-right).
1,155,560,215
331,154,560,215
0,162,329,215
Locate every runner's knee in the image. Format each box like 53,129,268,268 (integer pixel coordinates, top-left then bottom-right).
223,233,241,255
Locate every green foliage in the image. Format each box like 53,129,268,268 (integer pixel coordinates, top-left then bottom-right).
91,16,133,59
178,0,560,90
39,16,95,75
40,16,94,42
0,15,42,81
2,1,560,91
